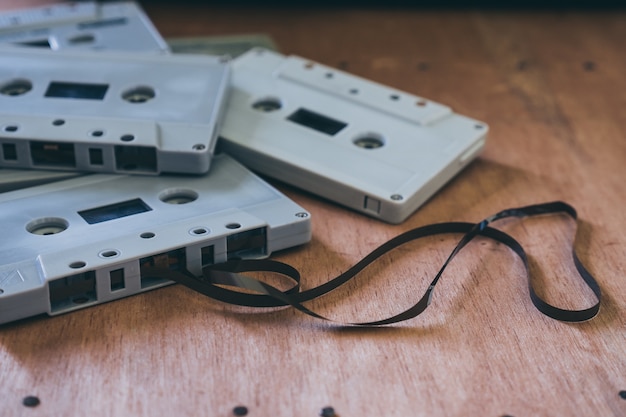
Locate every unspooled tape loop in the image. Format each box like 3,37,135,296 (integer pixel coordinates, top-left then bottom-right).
142,201,601,326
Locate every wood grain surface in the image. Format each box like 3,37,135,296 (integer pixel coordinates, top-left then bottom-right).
1,2,625,417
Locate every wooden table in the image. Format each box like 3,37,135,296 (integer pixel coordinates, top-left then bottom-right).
2,2,625,416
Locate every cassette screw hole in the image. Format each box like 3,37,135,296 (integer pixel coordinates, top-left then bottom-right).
69,261,86,269
325,72,334,78
192,144,205,151
619,390,626,399
122,86,155,103
3,125,18,132
0,289,4,295
305,62,315,69
226,223,241,230
349,88,359,94
416,100,427,107
140,232,155,239
192,228,208,235
91,130,104,137
120,134,134,142
475,124,484,129
390,94,400,101
52,119,65,126
0,79,32,96
296,212,309,218
391,194,403,201
252,97,282,112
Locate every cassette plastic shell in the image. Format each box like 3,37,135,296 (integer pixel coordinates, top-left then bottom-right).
0,46,230,175
0,1,169,53
0,167,81,193
0,154,311,325
219,48,488,223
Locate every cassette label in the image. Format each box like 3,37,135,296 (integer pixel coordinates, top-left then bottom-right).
219,48,488,223
0,46,230,175
0,2,169,52
0,154,311,325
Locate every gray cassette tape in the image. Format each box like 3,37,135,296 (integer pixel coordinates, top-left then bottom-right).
0,154,311,325
0,46,230,175
219,48,488,223
0,1,168,52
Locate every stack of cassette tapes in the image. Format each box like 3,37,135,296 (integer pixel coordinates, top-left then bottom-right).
0,1,487,325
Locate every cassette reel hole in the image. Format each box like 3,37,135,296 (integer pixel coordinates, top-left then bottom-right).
159,189,199,204
252,97,282,112
140,232,155,239
122,86,156,103
353,133,385,150
0,79,32,96
26,217,69,235
69,261,86,269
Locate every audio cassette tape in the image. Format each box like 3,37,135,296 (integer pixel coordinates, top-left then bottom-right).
0,46,230,175
0,153,311,325
0,1,168,52
219,48,488,224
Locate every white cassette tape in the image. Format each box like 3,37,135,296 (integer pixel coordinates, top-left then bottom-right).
0,46,230,175
219,48,488,223
0,153,311,325
0,1,168,52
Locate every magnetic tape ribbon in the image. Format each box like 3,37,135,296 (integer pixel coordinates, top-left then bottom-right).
143,201,601,325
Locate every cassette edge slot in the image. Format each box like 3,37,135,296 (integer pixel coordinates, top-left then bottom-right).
0,138,160,174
